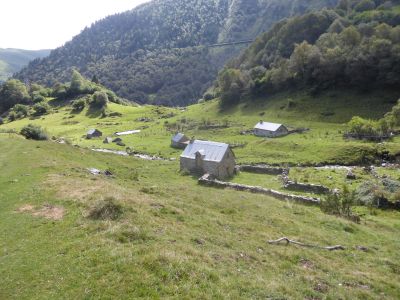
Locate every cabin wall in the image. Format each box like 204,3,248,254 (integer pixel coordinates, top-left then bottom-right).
254,126,288,137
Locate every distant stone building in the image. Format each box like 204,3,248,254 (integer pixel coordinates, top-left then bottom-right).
86,129,103,139
180,140,236,179
171,133,190,149
254,121,288,138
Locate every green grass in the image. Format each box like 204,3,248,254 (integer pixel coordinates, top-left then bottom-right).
2,89,399,166
0,136,400,299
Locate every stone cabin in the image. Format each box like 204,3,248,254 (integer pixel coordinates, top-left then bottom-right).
86,129,103,139
254,121,288,138
180,140,236,179
171,133,190,149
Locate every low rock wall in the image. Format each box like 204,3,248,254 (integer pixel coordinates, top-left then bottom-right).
199,174,320,205
283,180,331,194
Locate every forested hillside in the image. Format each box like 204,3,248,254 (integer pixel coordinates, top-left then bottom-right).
15,0,337,106
215,0,400,107
0,48,50,82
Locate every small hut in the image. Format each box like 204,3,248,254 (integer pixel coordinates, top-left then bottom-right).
254,121,288,138
171,133,190,149
180,140,235,179
86,129,103,139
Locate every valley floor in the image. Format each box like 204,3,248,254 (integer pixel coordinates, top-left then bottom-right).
0,91,400,299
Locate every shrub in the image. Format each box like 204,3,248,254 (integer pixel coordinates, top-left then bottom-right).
8,111,17,122
33,102,50,116
20,124,48,140
90,91,108,109
321,185,357,220
203,91,215,101
12,104,29,119
71,98,86,111
0,79,31,111
32,91,46,103
0,117,3,125
87,197,123,220
52,82,68,99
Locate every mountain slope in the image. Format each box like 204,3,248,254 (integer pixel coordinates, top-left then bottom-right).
214,1,400,107
15,0,338,106
0,48,50,82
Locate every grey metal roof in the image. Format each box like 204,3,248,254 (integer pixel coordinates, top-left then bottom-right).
172,133,188,143
254,121,283,132
87,129,100,135
181,140,230,162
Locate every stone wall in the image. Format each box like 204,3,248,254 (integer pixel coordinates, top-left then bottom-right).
199,174,320,205
283,181,331,194
281,170,330,194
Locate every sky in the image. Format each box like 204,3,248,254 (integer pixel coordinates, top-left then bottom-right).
0,0,150,50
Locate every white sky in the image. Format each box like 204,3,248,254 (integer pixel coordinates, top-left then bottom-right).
0,0,150,50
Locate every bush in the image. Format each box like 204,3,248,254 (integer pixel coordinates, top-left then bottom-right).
32,92,45,103
87,197,123,220
8,111,17,122
33,102,50,116
71,98,86,111
203,91,215,101
20,124,48,140
0,79,31,111
0,117,3,125
52,82,68,99
11,104,29,119
90,91,108,109
321,185,357,220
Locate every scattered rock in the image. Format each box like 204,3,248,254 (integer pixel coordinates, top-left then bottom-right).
356,245,369,252
346,170,357,180
112,137,123,143
104,170,113,176
193,238,205,245
299,258,314,269
88,168,102,175
103,137,113,144
116,141,126,147
137,117,153,122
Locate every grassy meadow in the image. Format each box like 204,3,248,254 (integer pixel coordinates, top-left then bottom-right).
0,90,399,298
1,89,399,165
0,136,399,299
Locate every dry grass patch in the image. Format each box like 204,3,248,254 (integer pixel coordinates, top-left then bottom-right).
45,174,153,206
17,204,65,221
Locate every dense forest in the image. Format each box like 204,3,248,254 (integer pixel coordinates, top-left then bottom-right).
215,0,400,107
0,48,50,82
15,0,338,106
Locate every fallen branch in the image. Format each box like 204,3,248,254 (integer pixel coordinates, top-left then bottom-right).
268,237,345,251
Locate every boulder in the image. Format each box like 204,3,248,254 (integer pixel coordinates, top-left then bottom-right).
103,137,113,144
346,170,356,180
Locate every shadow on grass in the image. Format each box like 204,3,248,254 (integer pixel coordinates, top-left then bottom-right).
86,106,104,118
48,97,70,108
